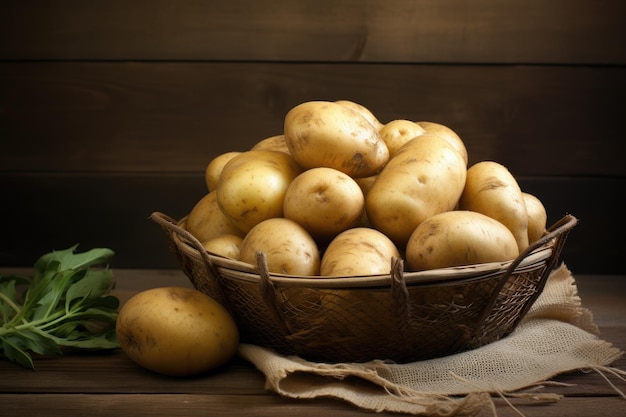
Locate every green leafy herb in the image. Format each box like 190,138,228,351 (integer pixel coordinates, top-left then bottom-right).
0,245,120,369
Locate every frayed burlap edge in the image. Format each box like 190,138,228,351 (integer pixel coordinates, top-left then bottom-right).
238,264,625,416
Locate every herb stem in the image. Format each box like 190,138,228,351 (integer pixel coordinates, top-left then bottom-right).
0,292,25,325
1,246,119,368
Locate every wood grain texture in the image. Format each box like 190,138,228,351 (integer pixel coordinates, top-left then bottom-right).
1,0,625,63
1,0,624,273
0,271,623,417
1,394,625,417
2,62,625,175
1,173,624,273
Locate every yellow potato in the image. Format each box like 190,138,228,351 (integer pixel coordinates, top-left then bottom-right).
379,119,426,158
334,99,384,130
251,134,291,154
204,151,242,192
116,287,239,377
284,101,389,178
365,134,467,248
320,227,401,276
353,175,378,228
283,167,364,241
238,217,321,276
185,191,245,243
216,150,303,233
406,210,519,271
459,161,529,252
354,175,377,197
522,192,548,244
416,121,468,164
201,233,243,259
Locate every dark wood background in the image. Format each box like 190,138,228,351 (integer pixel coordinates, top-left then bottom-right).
1,0,625,274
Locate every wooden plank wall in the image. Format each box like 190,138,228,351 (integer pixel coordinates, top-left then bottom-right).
1,0,625,274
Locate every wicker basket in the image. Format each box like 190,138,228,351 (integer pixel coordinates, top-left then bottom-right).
151,211,577,363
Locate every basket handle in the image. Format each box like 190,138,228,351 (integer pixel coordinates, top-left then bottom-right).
390,256,412,337
472,213,579,339
507,213,578,324
149,211,231,308
256,251,294,340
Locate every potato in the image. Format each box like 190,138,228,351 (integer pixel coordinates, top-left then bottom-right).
459,161,529,252
186,191,245,243
352,176,378,228
238,217,321,276
379,119,426,158
320,227,401,276
116,287,239,377
365,134,467,248
204,151,242,192
354,175,377,197
416,121,468,164
283,167,364,241
216,150,303,233
406,210,519,271
201,233,243,259
522,192,548,244
334,99,384,130
284,101,389,178
251,134,291,154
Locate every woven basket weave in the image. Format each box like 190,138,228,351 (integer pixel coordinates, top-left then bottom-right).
151,212,577,363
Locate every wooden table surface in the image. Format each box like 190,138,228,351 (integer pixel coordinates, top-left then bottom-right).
1,268,625,417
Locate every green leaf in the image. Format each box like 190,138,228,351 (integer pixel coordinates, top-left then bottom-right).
35,246,114,273
82,295,120,311
58,330,119,350
0,278,22,323
49,321,81,338
66,268,114,309
15,329,61,356
1,246,119,369
2,337,35,370
31,269,77,322
20,270,57,321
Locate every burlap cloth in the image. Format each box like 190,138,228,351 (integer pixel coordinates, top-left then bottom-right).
239,264,626,415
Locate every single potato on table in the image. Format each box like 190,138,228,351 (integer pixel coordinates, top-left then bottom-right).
116,286,239,377
238,217,321,276
283,167,365,242
216,150,303,234
284,100,389,178
406,210,519,271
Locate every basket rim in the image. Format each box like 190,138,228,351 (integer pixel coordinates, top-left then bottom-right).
171,215,555,287
220,246,552,287
150,211,578,362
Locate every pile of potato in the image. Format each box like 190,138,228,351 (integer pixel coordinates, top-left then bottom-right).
185,100,548,277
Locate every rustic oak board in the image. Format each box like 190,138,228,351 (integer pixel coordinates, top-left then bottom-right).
1,332,622,396
0,270,624,417
1,0,625,63
1,174,623,273
1,0,624,276
1,62,625,176
1,393,625,417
